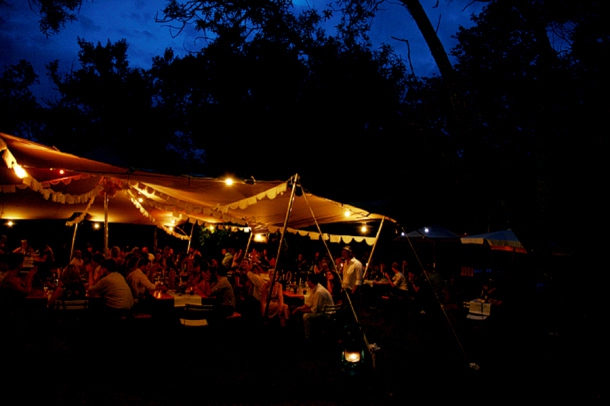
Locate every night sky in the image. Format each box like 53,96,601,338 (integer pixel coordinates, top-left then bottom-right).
1,0,485,99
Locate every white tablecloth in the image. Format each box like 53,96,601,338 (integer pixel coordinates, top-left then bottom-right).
167,291,202,307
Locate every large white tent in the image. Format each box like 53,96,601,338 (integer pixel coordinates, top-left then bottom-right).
1,132,396,246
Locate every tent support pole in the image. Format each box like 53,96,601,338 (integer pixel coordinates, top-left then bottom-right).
362,217,385,280
103,192,109,257
300,189,381,369
70,222,79,261
187,221,195,253
243,226,254,259
266,174,299,318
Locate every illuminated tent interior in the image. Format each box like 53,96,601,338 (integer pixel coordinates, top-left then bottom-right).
0,132,396,245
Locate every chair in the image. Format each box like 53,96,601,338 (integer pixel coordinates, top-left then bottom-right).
52,299,91,327
321,304,344,319
179,303,215,327
464,301,491,320
54,299,89,311
319,304,345,340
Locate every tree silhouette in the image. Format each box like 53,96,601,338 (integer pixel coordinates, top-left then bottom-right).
0,60,41,138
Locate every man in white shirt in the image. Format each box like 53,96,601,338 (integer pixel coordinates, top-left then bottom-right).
87,259,133,312
341,246,363,294
292,274,335,340
125,257,158,302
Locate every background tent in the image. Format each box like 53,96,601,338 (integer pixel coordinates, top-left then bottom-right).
398,225,461,272
460,229,527,254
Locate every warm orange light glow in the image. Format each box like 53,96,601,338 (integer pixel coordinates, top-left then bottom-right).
253,233,268,243
344,210,351,218
360,225,368,233
6,220,14,227
13,164,28,179
225,178,234,186
344,350,361,363
59,169,65,175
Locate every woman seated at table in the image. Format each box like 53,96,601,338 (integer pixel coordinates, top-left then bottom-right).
193,264,214,297
185,256,206,287
261,270,289,327
48,264,86,307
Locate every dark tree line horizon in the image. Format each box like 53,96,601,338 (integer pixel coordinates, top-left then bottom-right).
1,0,608,255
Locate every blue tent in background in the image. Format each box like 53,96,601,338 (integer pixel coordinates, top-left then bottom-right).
461,229,527,254
400,226,461,271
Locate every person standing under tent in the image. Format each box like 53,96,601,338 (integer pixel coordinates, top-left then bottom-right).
341,246,363,295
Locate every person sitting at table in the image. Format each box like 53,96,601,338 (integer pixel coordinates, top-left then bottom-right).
193,261,214,297
384,262,408,298
109,245,124,269
260,269,289,327
33,242,55,285
68,249,85,272
185,256,205,287
245,258,265,318
47,264,86,307
87,259,133,314
230,258,248,305
0,253,38,311
149,250,166,281
126,257,165,309
313,255,329,281
325,267,342,303
199,267,236,319
12,239,36,270
481,278,503,306
85,253,106,284
292,273,334,340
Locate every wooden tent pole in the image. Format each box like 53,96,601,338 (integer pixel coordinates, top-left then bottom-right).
103,192,109,257
187,221,195,253
265,174,299,318
244,226,254,259
70,222,78,261
362,217,385,280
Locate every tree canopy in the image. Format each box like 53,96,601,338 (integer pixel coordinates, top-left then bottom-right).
2,0,608,253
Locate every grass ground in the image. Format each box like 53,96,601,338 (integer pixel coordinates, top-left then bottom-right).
2,279,606,406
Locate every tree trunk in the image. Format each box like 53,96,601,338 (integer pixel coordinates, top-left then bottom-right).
399,0,455,79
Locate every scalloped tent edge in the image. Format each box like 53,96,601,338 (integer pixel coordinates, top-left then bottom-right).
0,132,397,246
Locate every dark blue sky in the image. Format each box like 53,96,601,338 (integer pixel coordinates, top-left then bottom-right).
1,0,484,99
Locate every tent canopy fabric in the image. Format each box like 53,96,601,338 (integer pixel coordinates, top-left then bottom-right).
460,229,527,254
0,132,395,244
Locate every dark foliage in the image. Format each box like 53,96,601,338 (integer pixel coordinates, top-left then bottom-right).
2,0,609,254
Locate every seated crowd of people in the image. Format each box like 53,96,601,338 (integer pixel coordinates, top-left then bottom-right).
0,236,433,340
